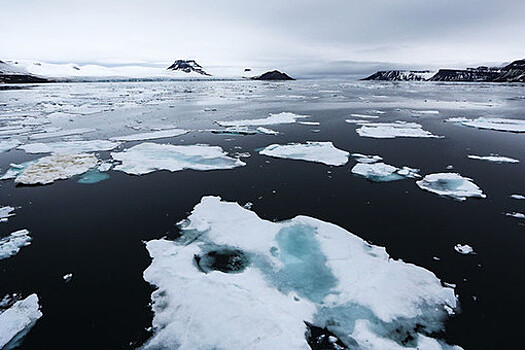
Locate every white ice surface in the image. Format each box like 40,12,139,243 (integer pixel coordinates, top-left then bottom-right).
351,154,419,182
0,139,21,153
28,128,97,140
0,207,16,223
18,140,121,154
510,194,525,200
447,117,525,133
0,229,31,260
259,142,349,166
505,212,525,219
416,173,486,201
454,244,475,255
142,196,459,350
216,112,309,127
467,155,519,163
355,122,442,139
109,129,189,141
0,294,42,349
111,142,245,175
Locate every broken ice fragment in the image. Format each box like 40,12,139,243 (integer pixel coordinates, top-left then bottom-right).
0,229,31,260
454,244,475,255
259,142,349,166
0,139,21,153
510,194,525,200
467,154,519,163
216,112,309,127
351,154,419,182
446,117,525,133
0,294,42,349
109,129,188,141
111,142,245,175
63,273,73,283
505,212,525,219
0,206,16,223
355,122,442,139
416,173,486,201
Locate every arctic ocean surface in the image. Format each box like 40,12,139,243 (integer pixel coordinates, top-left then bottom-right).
0,79,524,349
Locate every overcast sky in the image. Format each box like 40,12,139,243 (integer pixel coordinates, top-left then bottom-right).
1,0,524,72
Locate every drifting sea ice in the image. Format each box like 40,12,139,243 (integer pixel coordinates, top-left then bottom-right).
109,129,189,141
454,244,475,255
111,142,245,175
28,128,96,140
18,140,121,154
416,173,486,201
0,139,21,153
142,196,460,350
0,206,16,223
355,122,442,139
0,294,42,349
351,154,419,182
446,117,525,133
467,154,519,163
505,212,525,219
510,194,525,200
216,112,309,127
0,229,31,260
2,153,99,185
259,142,349,166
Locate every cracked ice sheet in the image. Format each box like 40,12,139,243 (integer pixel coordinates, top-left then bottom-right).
0,294,42,349
467,155,519,163
0,229,31,260
446,117,525,133
355,122,442,139
111,142,245,175
142,196,460,350
416,173,486,201
18,140,121,154
2,153,98,185
109,129,189,141
259,142,349,166
215,112,309,127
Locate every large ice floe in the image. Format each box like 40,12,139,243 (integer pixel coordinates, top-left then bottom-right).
0,294,42,349
111,142,245,175
216,112,309,127
467,154,519,164
18,140,121,154
0,139,21,153
142,196,461,350
259,142,349,166
109,129,189,141
416,173,486,201
446,117,525,133
354,122,442,139
0,229,31,260
1,153,99,185
351,154,419,182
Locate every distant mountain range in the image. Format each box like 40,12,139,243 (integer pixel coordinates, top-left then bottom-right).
362,59,525,82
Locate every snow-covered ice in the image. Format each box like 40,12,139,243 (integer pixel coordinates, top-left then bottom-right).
351,154,419,182
259,142,349,166
0,139,21,153
109,129,189,141
111,142,245,175
467,154,519,163
141,196,460,350
19,140,121,154
0,294,42,349
454,244,475,255
416,173,486,201
216,112,309,127
350,114,379,119
505,212,525,219
28,128,97,140
447,117,525,133
0,229,31,260
510,194,525,200
63,273,73,283
355,122,442,139
298,121,321,126
0,206,16,223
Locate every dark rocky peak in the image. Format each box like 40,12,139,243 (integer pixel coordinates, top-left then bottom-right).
251,70,294,80
362,70,433,81
166,60,211,76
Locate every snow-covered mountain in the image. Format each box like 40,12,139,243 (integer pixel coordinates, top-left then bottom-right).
362,70,435,81
429,67,501,82
166,60,210,76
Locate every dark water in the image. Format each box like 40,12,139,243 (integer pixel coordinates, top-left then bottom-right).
0,80,524,349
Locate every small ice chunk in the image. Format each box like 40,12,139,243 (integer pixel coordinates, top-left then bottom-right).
467,154,519,163
216,112,309,127
510,194,525,200
351,162,419,182
352,153,383,164
256,127,279,135
356,122,442,139
0,294,42,348
111,142,245,175
505,212,525,219
12,153,99,185
110,129,189,141
29,128,96,140
350,114,379,119
0,206,16,223
18,140,121,154
0,229,31,260
0,139,21,153
412,110,440,115
454,244,475,255
63,273,73,282
298,121,321,126
447,117,525,133
259,142,349,166
416,173,486,201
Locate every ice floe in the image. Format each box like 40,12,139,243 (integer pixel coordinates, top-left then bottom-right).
142,196,460,350
505,212,525,219
351,154,419,182
209,126,279,135
111,142,245,175
28,128,97,140
0,206,16,223
298,121,321,126
446,117,525,133
18,140,121,154
259,142,349,166
0,229,31,260
109,129,189,141
454,244,475,255
467,154,519,163
416,173,486,201
355,122,442,139
350,113,379,119
510,194,525,200
0,294,42,349
216,112,309,127
2,153,99,185
0,139,21,153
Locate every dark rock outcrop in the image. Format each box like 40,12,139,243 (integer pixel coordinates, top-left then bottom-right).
493,59,525,82
252,70,294,80
362,70,432,81
429,67,501,82
166,60,211,76
0,60,52,83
